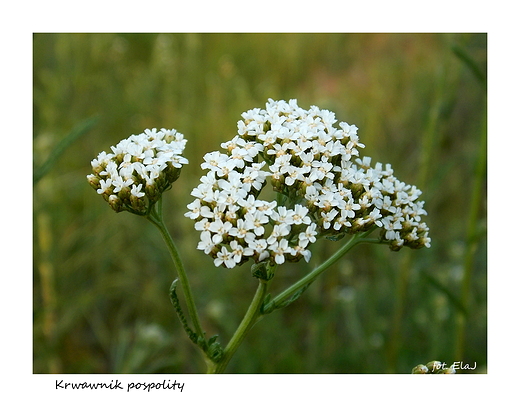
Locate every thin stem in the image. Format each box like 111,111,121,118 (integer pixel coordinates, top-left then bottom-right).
268,228,375,309
207,278,270,374
146,198,205,340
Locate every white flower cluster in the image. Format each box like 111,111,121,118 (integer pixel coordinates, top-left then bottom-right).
186,99,430,269
87,128,188,214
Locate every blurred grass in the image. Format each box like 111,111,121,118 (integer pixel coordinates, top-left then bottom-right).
33,33,487,374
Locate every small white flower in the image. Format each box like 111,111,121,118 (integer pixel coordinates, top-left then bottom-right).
194,218,212,232
290,204,311,225
255,200,277,216
269,239,291,265
298,223,318,246
91,151,114,171
197,231,216,254
237,195,260,213
271,207,293,226
201,151,229,172
191,182,216,203
381,217,401,240
420,233,431,248
321,209,339,229
97,178,113,194
333,215,351,231
267,224,291,245
367,208,383,227
245,234,269,260
229,219,255,239
316,191,341,211
244,210,269,236
214,246,236,268
291,245,312,262
229,240,246,264
112,176,134,193
100,161,118,178
208,219,233,244
170,155,189,168
130,183,145,198
185,200,201,219
304,185,320,206
404,227,420,243
310,158,334,181
284,165,306,186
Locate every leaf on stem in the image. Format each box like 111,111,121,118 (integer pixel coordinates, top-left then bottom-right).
169,279,199,345
261,282,312,315
326,233,346,242
169,280,224,362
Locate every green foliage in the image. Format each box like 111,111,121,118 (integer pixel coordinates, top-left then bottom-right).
168,279,199,346
33,116,98,185
33,33,486,373
261,283,312,315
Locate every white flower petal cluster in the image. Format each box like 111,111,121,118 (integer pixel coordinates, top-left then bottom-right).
88,128,188,214
186,99,430,269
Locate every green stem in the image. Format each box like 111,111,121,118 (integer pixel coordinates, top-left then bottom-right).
146,198,205,340
207,278,271,374
207,229,375,373
268,228,375,310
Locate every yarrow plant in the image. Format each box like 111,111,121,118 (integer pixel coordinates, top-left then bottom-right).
88,99,431,373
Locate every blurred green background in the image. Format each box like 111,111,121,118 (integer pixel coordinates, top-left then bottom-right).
33,33,486,374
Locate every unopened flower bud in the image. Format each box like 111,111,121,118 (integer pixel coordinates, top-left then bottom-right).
145,183,160,203
165,164,182,184
108,194,123,212
130,193,146,212
444,365,456,374
87,174,100,190
119,185,131,201
426,360,444,372
411,364,428,374
412,360,455,374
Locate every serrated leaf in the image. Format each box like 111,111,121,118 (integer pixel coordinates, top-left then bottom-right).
169,279,199,345
276,283,311,309
262,283,312,314
326,233,345,242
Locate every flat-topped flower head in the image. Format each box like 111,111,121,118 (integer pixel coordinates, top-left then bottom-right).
186,99,430,269
88,128,188,215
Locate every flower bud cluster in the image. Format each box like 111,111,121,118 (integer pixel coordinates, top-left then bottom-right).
186,99,430,269
412,361,456,374
88,128,188,215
